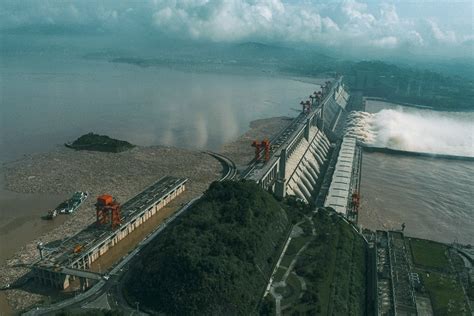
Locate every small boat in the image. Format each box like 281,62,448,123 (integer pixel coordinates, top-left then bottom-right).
43,191,88,219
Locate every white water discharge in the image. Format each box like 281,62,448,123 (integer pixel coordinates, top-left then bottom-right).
346,108,474,157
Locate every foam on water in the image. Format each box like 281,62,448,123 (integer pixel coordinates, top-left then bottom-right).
345,108,474,157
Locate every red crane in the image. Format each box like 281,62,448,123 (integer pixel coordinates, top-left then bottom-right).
350,192,360,214
96,194,122,229
252,140,261,161
252,139,271,162
300,100,311,114
262,139,270,162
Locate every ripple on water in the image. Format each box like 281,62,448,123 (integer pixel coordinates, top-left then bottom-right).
360,152,474,245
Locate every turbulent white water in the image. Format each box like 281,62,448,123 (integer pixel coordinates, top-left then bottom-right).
345,108,474,157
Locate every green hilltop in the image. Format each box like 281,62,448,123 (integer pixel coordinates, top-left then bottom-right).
125,180,290,315
124,181,371,315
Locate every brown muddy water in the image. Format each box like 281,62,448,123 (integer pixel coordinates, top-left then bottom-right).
359,100,474,245
359,152,474,244
0,171,68,264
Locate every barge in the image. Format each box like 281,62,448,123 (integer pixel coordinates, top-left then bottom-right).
45,191,88,219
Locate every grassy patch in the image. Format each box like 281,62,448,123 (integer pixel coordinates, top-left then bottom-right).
281,273,302,306
281,210,367,316
410,238,449,270
280,236,312,268
286,236,311,256
421,272,469,316
274,267,286,282
280,254,294,268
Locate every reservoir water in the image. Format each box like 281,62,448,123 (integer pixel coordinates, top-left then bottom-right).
359,100,474,244
0,54,319,163
0,53,320,263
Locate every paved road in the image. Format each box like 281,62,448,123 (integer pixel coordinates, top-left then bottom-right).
205,151,237,180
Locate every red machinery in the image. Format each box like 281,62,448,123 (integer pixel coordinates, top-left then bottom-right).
251,140,261,161
96,194,121,229
252,139,271,162
262,139,270,162
316,91,322,101
350,192,360,214
300,100,311,114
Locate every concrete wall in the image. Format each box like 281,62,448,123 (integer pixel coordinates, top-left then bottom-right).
33,267,70,289
284,125,331,203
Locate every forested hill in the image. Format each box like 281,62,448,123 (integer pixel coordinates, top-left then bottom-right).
341,61,474,111
125,180,290,315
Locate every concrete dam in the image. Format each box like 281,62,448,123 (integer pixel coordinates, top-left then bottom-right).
244,77,358,212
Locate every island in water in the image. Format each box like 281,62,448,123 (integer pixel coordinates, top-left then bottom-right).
65,132,135,153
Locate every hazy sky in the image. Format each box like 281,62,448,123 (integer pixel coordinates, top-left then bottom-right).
1,0,473,59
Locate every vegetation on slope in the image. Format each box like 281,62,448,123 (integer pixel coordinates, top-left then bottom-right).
66,132,134,153
409,238,449,270
125,180,290,315
56,310,123,316
264,201,367,315
408,237,470,316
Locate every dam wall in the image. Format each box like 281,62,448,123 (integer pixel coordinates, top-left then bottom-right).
245,77,350,203
324,137,357,215
285,126,331,203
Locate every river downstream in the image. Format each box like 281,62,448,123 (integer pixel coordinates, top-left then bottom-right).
359,100,474,244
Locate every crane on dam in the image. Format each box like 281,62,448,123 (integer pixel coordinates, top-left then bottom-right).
252,139,271,163
96,194,122,229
